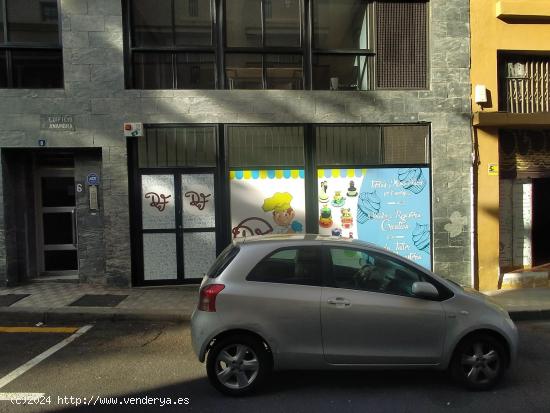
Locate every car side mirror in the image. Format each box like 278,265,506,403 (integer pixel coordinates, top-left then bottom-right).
412,282,439,299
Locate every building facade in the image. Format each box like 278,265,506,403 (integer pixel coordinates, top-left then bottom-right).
471,0,550,291
0,0,472,287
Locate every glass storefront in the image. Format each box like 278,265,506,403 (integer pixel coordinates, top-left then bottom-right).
129,123,432,285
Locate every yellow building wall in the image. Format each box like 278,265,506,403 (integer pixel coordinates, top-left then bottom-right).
470,0,550,290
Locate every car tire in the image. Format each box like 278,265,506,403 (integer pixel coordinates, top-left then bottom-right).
206,334,271,396
450,333,507,391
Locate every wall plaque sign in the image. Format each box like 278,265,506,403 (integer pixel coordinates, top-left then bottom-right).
40,115,75,131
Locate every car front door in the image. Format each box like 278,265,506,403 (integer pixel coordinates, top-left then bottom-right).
321,247,447,365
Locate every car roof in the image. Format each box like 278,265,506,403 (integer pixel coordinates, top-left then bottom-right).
234,233,384,252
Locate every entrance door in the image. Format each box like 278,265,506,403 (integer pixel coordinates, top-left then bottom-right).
139,171,217,284
533,178,550,266
37,172,78,275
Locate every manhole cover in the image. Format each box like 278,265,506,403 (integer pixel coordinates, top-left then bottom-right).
69,294,128,307
0,294,30,307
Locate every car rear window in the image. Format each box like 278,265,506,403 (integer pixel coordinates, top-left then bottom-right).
207,245,240,278
246,247,323,286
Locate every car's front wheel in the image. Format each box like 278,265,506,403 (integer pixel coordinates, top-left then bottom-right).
450,333,507,390
206,334,271,396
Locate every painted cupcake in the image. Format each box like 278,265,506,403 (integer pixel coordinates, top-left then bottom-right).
319,205,333,228
398,168,426,194
412,223,430,253
347,180,358,197
357,190,381,224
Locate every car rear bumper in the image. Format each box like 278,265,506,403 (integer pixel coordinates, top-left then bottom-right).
190,309,221,362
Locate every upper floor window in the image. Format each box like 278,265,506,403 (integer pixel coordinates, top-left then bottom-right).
0,0,63,88
498,52,550,114
128,0,215,89
124,0,428,91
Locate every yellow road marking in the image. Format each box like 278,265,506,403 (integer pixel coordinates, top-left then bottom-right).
0,327,79,334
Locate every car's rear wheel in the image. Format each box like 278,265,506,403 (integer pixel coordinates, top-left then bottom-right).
206,334,271,396
450,333,506,390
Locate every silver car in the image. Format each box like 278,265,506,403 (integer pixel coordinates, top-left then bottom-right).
191,235,518,396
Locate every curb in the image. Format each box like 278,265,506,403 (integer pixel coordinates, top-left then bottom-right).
1,308,550,324
0,307,191,324
509,309,550,322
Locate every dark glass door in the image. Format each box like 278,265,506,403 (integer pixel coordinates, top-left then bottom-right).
38,174,78,273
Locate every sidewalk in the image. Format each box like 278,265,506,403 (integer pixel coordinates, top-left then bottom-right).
0,282,199,323
486,287,550,320
1,282,550,323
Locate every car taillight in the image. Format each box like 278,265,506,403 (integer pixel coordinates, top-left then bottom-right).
198,284,225,312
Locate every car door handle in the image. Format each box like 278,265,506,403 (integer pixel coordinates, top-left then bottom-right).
327,297,351,307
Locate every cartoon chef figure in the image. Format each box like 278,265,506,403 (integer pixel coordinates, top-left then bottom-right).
262,192,303,234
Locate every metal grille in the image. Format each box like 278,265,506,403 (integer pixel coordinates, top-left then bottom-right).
376,1,428,89
316,125,429,166
227,126,304,168
138,126,217,168
501,56,550,113
316,126,381,166
499,129,550,178
188,0,199,17
383,125,429,164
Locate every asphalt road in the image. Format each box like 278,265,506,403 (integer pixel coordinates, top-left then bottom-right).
0,320,549,413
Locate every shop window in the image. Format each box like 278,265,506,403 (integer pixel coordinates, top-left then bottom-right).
228,125,304,168
376,0,428,89
247,247,322,286
315,124,431,269
138,127,217,168
228,125,306,240
0,0,63,89
128,0,215,89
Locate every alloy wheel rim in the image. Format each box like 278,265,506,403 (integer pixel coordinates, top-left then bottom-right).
215,344,260,390
460,341,501,385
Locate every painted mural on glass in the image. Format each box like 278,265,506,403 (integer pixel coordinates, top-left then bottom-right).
317,168,431,269
230,170,305,238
